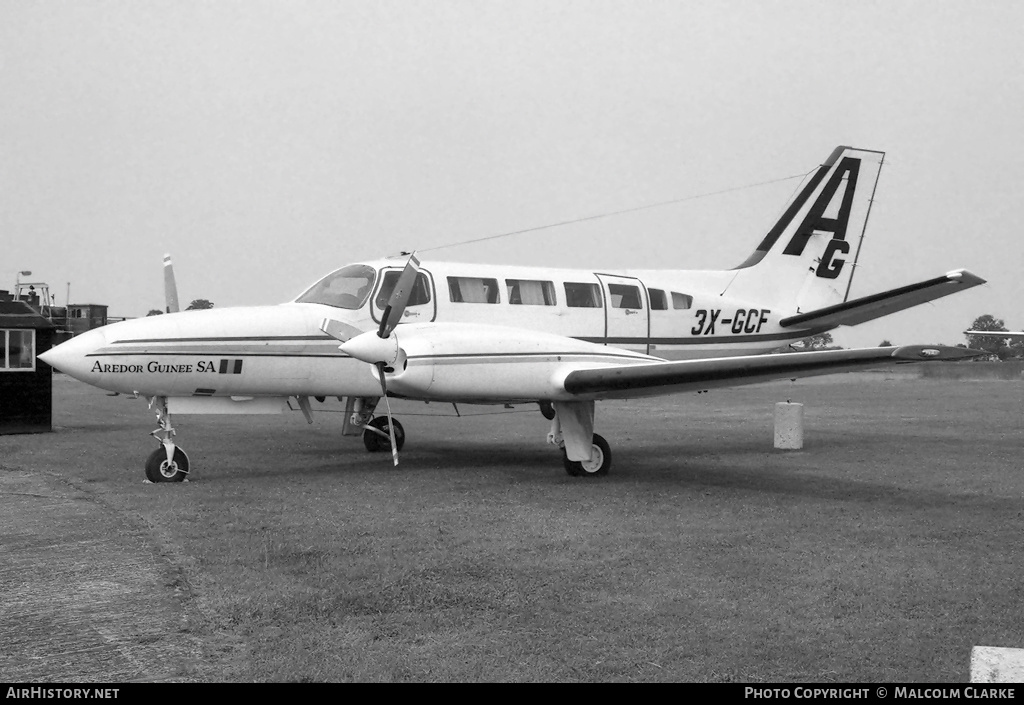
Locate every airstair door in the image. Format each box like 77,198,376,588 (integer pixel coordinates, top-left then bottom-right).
595,274,649,354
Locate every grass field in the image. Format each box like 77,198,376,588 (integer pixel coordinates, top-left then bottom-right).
1,372,1022,682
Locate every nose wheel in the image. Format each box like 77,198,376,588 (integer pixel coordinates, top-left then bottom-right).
145,446,190,483
144,396,191,483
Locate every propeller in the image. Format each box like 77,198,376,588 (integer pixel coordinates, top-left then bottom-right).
377,252,421,338
319,252,420,466
163,254,180,313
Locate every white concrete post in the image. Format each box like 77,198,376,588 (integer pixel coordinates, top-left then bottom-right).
971,646,1024,682
774,402,804,449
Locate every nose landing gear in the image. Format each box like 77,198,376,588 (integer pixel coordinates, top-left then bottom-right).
145,396,190,483
145,446,190,483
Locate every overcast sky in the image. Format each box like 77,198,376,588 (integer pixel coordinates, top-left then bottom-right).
2,0,1021,347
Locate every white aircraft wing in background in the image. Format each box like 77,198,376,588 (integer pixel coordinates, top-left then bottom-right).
964,330,1024,338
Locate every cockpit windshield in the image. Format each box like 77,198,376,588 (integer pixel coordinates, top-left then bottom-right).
295,264,376,309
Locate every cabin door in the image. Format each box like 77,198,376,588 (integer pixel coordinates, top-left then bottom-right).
595,274,649,354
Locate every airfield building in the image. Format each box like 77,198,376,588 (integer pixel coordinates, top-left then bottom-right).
0,300,57,435
65,304,108,336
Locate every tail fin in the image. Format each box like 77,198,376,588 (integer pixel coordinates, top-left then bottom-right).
163,254,180,313
729,146,885,313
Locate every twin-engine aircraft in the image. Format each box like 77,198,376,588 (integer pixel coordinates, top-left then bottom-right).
40,146,985,482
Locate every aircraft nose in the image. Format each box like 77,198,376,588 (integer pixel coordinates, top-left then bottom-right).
38,328,107,381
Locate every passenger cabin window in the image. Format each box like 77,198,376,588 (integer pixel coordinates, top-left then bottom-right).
295,264,376,309
671,292,693,310
564,282,603,308
1,330,35,371
448,277,500,304
506,279,556,306
608,283,642,309
375,270,432,309
648,288,668,310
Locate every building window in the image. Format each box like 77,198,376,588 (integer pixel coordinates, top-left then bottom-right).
375,270,432,309
564,282,603,308
1,329,35,371
506,279,556,306
448,277,500,304
608,283,642,309
648,289,668,310
671,292,693,310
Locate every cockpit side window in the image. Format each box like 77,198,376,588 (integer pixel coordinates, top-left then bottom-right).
374,271,432,309
295,265,377,309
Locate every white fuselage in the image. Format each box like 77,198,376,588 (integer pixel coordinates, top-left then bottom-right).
43,259,823,403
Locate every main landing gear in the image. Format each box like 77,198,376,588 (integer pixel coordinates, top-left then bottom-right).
561,433,612,477
545,400,613,477
346,397,406,456
362,416,405,453
145,396,190,483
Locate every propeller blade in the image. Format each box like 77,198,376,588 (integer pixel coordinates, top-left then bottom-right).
320,317,365,344
323,318,399,465
163,254,180,314
375,361,399,466
377,252,420,339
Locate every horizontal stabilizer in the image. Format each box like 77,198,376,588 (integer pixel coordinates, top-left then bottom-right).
562,345,983,398
780,269,985,329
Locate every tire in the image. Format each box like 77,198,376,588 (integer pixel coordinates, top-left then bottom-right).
539,400,556,420
562,451,583,476
562,433,611,477
145,446,190,483
362,416,405,453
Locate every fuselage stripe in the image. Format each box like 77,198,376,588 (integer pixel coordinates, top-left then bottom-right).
111,335,333,344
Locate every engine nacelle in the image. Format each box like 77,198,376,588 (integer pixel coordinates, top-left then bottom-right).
381,322,653,401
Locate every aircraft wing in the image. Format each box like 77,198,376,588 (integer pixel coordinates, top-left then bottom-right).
561,345,980,399
779,269,985,329
965,330,1024,339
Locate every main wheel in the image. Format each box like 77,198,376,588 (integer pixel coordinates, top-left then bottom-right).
539,400,556,420
561,433,612,477
145,446,190,483
362,417,405,453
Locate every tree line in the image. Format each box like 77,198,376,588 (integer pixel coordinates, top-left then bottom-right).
146,299,214,316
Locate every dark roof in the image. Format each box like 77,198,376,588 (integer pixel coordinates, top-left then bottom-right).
0,301,57,329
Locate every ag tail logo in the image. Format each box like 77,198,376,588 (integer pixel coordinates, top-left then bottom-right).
757,155,862,280
782,156,860,280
